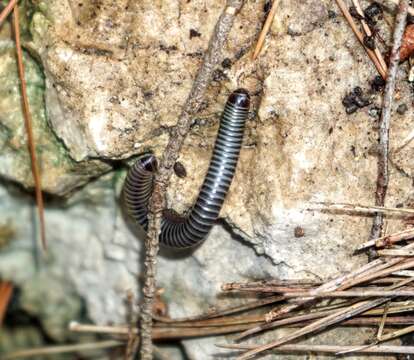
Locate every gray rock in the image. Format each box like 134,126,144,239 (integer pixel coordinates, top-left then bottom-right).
0,0,413,358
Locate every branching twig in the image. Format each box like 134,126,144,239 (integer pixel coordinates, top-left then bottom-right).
12,4,47,252
369,0,408,251
137,1,245,359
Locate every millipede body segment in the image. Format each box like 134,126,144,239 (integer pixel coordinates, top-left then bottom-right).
123,89,250,248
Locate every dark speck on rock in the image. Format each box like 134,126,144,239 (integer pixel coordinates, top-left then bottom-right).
368,106,381,119
353,86,362,97
189,29,201,39
294,226,305,238
212,69,228,82
397,103,408,115
363,35,376,50
346,104,358,114
174,162,187,178
143,91,154,100
371,75,385,92
221,58,232,69
364,2,382,20
328,10,337,18
264,0,272,13
342,87,371,114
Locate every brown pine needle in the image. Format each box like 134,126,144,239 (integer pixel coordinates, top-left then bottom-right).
378,249,414,256
310,202,414,216
377,302,390,339
0,282,13,326
356,228,414,251
351,0,388,74
12,5,47,253
334,0,387,79
0,0,17,26
217,343,414,355
252,0,279,60
236,278,414,359
3,340,122,359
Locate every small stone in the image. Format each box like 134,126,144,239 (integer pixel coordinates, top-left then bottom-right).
368,106,381,118
371,75,385,92
294,226,305,238
345,104,358,114
189,29,201,39
364,2,382,20
221,58,232,69
363,35,376,50
328,10,337,19
174,162,187,178
397,103,408,115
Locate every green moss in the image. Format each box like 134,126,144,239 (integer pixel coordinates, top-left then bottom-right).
0,221,15,249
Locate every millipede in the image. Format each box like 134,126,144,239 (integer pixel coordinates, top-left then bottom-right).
123,88,250,248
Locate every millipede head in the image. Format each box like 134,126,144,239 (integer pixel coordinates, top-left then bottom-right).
140,154,158,172
228,88,250,108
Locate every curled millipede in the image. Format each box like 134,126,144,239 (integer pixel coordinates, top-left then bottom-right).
123,89,250,248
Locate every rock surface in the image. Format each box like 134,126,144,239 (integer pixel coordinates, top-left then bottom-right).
0,22,111,195
0,0,413,359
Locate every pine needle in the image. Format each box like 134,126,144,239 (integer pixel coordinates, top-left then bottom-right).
12,5,47,253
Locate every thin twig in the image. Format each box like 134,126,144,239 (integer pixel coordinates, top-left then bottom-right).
368,0,408,250
387,0,414,16
377,301,390,339
13,5,47,252
334,0,387,79
378,249,414,256
310,202,414,216
2,341,122,359
236,298,390,360
138,2,246,359
217,343,414,355
356,228,414,250
265,244,414,323
282,289,414,298
252,0,280,59
154,295,284,323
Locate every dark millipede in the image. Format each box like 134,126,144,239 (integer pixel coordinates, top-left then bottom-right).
123,89,250,248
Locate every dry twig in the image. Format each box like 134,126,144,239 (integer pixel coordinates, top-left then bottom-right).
235,278,414,360
137,1,246,359
310,202,414,216
387,0,414,16
368,0,408,253
217,343,414,355
356,228,414,250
